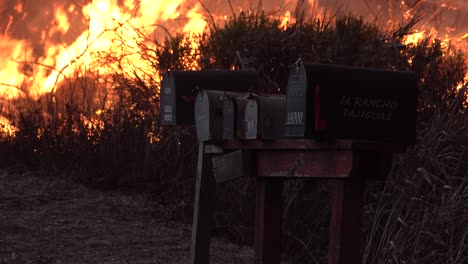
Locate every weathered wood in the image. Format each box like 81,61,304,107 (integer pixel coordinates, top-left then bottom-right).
204,144,224,154
190,143,216,264
212,150,252,183
256,150,354,178
328,175,364,264
224,139,342,150
188,139,401,264
254,177,283,264
223,139,407,152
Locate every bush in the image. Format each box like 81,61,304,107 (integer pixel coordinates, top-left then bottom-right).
0,5,466,263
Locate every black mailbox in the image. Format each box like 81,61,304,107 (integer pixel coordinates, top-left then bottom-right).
286,63,417,144
256,95,286,140
160,70,259,126
241,94,287,140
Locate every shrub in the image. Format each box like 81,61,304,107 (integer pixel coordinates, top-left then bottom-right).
0,4,466,263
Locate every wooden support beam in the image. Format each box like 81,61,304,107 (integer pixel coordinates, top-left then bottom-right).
254,177,283,264
257,150,353,178
327,176,364,264
190,143,217,264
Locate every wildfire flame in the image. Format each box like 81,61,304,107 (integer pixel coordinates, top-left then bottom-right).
0,0,466,136
1,0,466,96
0,0,214,99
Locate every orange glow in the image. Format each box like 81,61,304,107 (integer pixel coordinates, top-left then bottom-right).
0,0,464,108
397,0,468,88
13,2,23,13
280,11,292,29
183,4,207,34
0,0,218,98
53,5,70,35
0,115,17,137
0,38,31,98
404,30,426,45
0,0,465,139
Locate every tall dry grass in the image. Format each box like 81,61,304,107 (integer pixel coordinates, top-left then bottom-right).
363,85,468,264
0,3,466,263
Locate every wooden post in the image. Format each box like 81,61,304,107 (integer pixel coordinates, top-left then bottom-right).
327,175,364,264
190,143,217,264
254,177,283,264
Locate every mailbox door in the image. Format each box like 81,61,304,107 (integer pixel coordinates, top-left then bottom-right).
235,97,258,139
243,98,258,139
223,96,236,140
285,64,311,138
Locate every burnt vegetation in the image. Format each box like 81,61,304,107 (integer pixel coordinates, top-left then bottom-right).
0,6,467,264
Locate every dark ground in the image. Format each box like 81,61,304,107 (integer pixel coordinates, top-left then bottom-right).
0,166,261,264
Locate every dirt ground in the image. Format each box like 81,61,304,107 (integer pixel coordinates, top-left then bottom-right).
0,166,256,264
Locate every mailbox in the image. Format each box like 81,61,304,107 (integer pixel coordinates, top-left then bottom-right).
236,96,258,140
196,91,258,142
256,95,286,140
160,70,259,126
194,90,226,142
223,94,286,140
241,94,287,140
223,95,236,140
285,63,417,144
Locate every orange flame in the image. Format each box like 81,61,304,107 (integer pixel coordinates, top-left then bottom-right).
1,0,463,95
0,0,214,98
0,0,465,128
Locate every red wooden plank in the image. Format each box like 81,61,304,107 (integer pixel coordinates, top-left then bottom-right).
254,178,283,264
223,139,349,150
328,177,364,264
222,139,407,152
257,150,354,178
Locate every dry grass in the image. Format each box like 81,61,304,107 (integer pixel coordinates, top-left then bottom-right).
0,167,268,264
364,85,468,264
0,3,466,263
